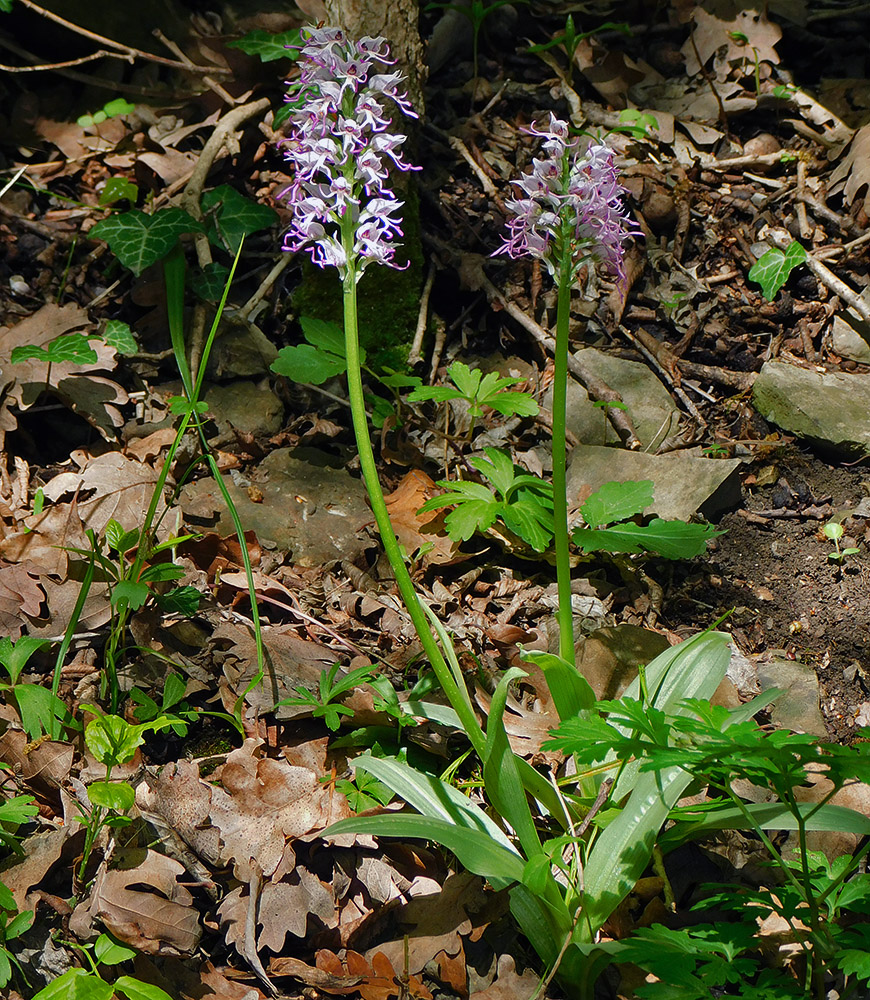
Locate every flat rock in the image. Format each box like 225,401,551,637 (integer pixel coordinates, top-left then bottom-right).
752,361,870,457
205,380,284,437
549,348,680,449
575,625,671,700
566,445,741,521
756,656,826,737
180,447,372,564
831,312,870,364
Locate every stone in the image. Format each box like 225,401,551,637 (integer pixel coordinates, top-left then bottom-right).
831,310,870,364
566,445,742,521
752,361,870,458
180,447,372,565
550,348,680,449
205,380,284,437
756,656,826,737
575,624,671,700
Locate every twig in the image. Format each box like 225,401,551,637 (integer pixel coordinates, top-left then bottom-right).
0,49,128,72
408,260,437,365
676,358,756,392
153,29,238,106
480,271,642,448
239,253,293,323
796,159,811,239
17,0,230,75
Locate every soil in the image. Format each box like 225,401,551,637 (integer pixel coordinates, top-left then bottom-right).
668,453,870,740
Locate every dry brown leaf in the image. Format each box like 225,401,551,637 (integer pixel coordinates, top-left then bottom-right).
0,828,70,910
829,123,870,215
219,870,336,955
0,730,74,807
136,739,350,883
383,470,462,568
0,561,45,636
124,428,178,463
682,5,781,79
41,451,167,540
315,950,432,1000
470,954,548,1000
71,849,201,956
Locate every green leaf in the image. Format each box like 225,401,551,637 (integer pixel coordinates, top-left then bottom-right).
138,562,185,583
110,579,151,610
84,713,144,766
0,882,16,911
87,779,136,811
519,648,596,718
499,498,553,551
748,241,808,301
0,794,39,828
201,184,278,255
573,519,722,559
189,262,231,302
226,27,301,62
103,320,137,355
469,447,518,498
407,385,464,404
95,933,137,966
0,1,14,12
445,361,482,400
113,977,182,1000
99,177,139,207
300,316,352,358
11,684,72,741
325,814,527,883
90,208,203,275
581,480,654,528
485,390,539,417
11,332,98,367
271,343,347,384
5,907,34,940
167,396,208,416
0,635,48,684
31,969,114,1000
154,585,201,616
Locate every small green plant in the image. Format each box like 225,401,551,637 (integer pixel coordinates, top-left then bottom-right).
0,792,39,855
748,240,807,300
99,177,139,208
425,0,529,92
227,27,301,63
31,932,173,1000
0,881,34,990
408,360,539,438
527,16,630,85
418,446,554,551
278,662,381,731
613,108,659,141
76,98,135,129
823,520,860,563
75,710,176,881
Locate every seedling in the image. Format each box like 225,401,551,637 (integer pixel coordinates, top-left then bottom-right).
76,98,135,129
823,520,860,563
278,662,381,731
527,16,631,85
0,882,34,990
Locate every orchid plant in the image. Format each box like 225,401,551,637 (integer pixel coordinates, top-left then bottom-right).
494,114,635,667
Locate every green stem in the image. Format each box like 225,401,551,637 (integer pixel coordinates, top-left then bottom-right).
552,258,574,666
339,220,485,758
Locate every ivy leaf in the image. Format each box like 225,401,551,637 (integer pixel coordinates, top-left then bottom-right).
201,184,278,255
748,241,807,301
581,480,654,528
103,320,137,355
188,262,230,301
226,27,301,62
573,519,722,559
90,208,203,275
11,332,98,367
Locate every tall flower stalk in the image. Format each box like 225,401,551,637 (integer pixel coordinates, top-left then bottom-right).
495,116,634,666
278,26,485,754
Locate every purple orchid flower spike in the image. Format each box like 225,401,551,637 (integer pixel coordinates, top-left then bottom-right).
278,26,419,280
494,114,635,286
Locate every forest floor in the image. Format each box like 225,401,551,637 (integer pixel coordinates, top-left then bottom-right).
1,1,870,998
